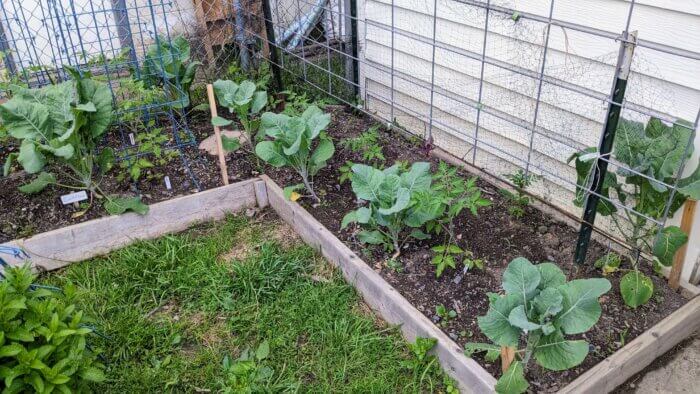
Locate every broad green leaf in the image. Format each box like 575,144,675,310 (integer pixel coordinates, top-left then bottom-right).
234,80,256,105
211,116,233,127
410,229,430,240
260,112,290,138
97,147,115,175
534,331,588,371
341,210,358,229
557,278,611,334
356,207,372,223
255,141,287,167
620,271,653,308
495,361,528,394
304,107,331,138
533,287,563,318
502,257,540,301
18,141,46,174
536,263,566,290
42,143,74,159
75,102,96,112
358,230,385,245
213,79,238,108
400,162,432,192
677,163,700,200
653,226,688,267
0,343,24,358
0,99,51,139
310,138,334,165
508,305,540,332
19,172,56,194
350,164,385,202
3,152,17,176
251,91,268,114
221,135,241,152
477,293,522,347
282,118,306,155
104,196,149,215
378,187,410,215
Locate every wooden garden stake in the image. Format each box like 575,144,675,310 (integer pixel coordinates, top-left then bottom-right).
500,346,515,372
669,199,696,290
206,83,229,185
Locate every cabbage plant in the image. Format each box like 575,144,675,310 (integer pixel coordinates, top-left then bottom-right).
465,257,611,394
569,117,699,307
211,79,268,153
255,105,334,203
141,35,200,109
0,68,147,215
341,162,442,257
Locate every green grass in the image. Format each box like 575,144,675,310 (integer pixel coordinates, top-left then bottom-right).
42,214,449,392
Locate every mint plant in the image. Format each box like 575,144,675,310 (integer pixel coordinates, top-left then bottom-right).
465,257,611,394
219,340,295,393
211,79,268,153
341,162,441,257
141,35,201,109
0,264,106,392
435,304,457,327
256,105,334,203
0,68,148,215
423,162,490,277
499,169,538,218
569,117,700,307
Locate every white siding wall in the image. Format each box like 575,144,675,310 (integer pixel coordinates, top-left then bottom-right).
359,0,700,281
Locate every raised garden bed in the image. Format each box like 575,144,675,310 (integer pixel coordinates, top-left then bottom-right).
3,105,700,393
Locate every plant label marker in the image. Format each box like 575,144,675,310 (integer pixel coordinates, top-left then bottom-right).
60,191,88,205
164,175,172,190
128,133,135,145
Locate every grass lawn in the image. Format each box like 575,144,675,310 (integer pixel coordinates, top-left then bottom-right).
42,212,451,392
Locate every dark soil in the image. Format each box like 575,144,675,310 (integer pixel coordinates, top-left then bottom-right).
1,103,690,392
220,105,689,392
0,113,222,242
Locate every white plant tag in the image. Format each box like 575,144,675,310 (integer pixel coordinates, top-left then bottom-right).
129,133,136,145
60,190,88,205
164,176,172,190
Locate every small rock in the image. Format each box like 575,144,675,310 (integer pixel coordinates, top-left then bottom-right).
432,315,441,323
537,225,548,234
181,180,191,190
198,130,248,155
245,208,257,217
449,333,459,341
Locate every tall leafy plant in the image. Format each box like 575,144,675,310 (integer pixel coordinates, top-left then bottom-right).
142,35,201,109
255,105,334,203
0,68,148,215
465,257,611,394
422,162,491,277
341,162,441,257
0,264,106,392
211,79,268,153
569,117,699,307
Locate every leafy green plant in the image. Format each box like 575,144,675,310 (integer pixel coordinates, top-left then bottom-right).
141,35,201,109
465,257,611,394
211,79,268,154
569,117,700,308
341,162,440,257
0,68,148,215
423,162,490,277
219,340,275,393
117,125,178,182
594,252,622,276
256,105,334,203
401,337,458,393
499,169,538,218
0,264,105,392
435,304,457,327
338,161,354,185
341,125,385,165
